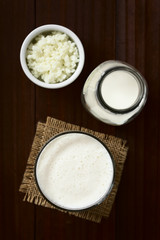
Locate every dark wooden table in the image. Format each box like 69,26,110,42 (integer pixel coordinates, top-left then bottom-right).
1,0,160,239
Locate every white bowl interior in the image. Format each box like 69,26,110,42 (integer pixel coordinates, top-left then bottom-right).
20,25,85,89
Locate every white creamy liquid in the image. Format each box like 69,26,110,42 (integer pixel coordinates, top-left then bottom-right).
101,70,140,110
36,132,114,210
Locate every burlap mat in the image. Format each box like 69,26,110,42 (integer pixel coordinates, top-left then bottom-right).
19,117,128,223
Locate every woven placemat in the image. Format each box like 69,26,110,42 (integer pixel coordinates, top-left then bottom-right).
19,117,128,223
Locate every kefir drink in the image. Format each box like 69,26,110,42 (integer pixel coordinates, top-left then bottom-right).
35,132,114,211
99,70,140,110
82,60,148,125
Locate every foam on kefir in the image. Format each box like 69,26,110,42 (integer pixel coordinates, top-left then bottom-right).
36,132,114,210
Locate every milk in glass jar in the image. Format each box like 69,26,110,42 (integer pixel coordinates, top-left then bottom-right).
82,60,148,126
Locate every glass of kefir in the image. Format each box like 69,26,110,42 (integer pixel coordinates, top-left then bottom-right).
35,131,115,211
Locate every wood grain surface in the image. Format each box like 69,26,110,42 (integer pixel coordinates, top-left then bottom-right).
0,0,160,239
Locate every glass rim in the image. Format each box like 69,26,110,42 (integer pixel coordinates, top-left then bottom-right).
34,130,115,212
96,66,145,114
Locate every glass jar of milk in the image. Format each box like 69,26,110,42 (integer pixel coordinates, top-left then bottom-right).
82,60,148,126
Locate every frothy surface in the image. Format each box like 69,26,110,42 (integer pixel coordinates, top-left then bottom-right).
36,132,114,210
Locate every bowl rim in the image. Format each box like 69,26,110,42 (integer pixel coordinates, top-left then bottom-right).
20,24,85,89
34,130,115,212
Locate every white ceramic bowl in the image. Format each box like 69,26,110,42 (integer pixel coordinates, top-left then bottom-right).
20,24,85,89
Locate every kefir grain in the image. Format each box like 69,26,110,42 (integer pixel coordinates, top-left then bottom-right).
26,31,79,84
